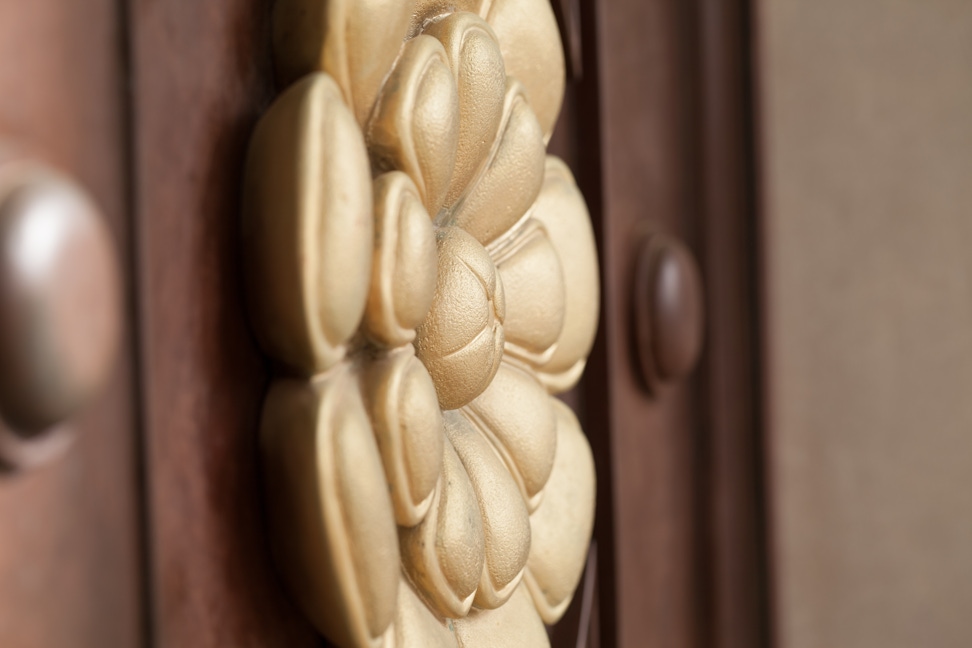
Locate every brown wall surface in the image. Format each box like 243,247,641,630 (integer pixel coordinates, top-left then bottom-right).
755,1,972,647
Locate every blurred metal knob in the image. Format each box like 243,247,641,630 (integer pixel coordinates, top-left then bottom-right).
633,233,704,393
0,155,121,470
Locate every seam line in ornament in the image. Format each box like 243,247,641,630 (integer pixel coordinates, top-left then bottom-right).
457,406,531,510
435,83,522,227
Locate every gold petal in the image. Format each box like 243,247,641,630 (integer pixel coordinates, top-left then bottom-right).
414,227,505,410
399,438,485,619
491,218,566,363
450,80,545,245
364,172,438,347
411,0,489,37
485,0,566,140
423,13,507,209
524,398,596,624
361,346,444,527
443,411,531,610
243,73,372,376
260,368,399,648
368,35,459,215
529,157,600,393
393,578,461,648
272,0,412,125
452,584,550,648
463,363,557,512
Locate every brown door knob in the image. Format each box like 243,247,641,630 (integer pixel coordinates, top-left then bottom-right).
0,155,121,469
633,233,704,393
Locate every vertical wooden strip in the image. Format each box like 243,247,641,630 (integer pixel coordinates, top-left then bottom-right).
694,1,770,648
0,0,143,645
578,0,704,646
128,2,321,645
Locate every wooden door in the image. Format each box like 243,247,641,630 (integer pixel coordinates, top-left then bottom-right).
127,3,321,645
125,0,770,646
551,0,768,646
0,1,770,647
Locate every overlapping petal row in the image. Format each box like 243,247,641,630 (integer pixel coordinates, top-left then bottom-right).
243,1,599,646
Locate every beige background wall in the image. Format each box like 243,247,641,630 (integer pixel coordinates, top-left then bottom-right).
756,1,972,646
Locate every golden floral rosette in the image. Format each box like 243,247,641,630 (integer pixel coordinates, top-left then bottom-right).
242,1,599,646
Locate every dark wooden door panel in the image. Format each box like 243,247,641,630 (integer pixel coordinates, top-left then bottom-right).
0,1,143,646
579,0,704,645
571,1,768,646
0,1,770,646
127,1,321,645
695,1,768,647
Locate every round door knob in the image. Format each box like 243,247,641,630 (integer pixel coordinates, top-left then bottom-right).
0,156,121,469
633,233,704,393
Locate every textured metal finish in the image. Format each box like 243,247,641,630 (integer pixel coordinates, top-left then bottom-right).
243,1,598,645
0,154,120,470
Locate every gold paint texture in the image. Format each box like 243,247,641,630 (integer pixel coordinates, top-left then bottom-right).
244,1,597,646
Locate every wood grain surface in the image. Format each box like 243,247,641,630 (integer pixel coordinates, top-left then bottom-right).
128,1,321,645
578,0,704,645
695,1,769,647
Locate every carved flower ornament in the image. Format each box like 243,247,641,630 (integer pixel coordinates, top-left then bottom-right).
242,1,599,646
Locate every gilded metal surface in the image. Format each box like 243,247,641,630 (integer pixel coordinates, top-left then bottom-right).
244,1,598,645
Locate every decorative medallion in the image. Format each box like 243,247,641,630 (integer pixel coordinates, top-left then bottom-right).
242,1,599,646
